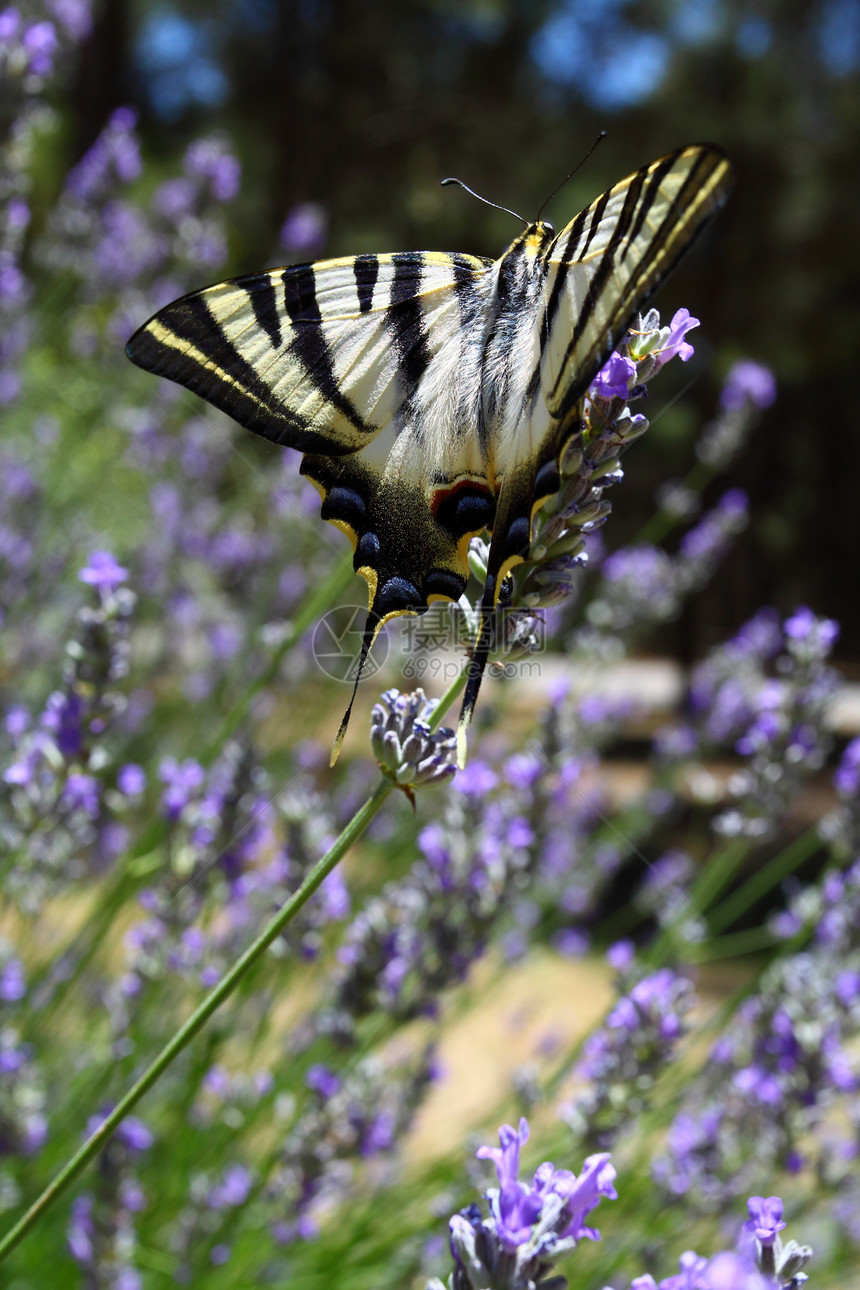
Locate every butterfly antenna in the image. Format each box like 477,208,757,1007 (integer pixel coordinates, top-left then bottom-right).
441,177,528,227
536,130,608,222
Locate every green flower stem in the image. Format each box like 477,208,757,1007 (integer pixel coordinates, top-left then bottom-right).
0,661,470,1263
706,825,822,935
687,836,750,912
689,923,779,961
427,667,468,730
646,837,750,966
636,458,721,547
0,776,392,1264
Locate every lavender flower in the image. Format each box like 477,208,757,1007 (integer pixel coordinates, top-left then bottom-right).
720,360,777,411
66,107,143,202
475,305,700,632
1,561,136,908
370,688,457,790
327,759,560,1032
743,1196,786,1247
654,856,860,1213
183,136,241,203
585,491,748,637
37,111,239,348
279,201,328,256
621,1193,811,1289
692,360,776,471
823,736,860,855
655,607,839,840
67,1109,152,1290
427,1118,616,1290
591,351,637,400
561,966,695,1151
0,1025,48,1168
265,1050,436,1246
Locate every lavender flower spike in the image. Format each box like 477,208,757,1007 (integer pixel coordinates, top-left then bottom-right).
743,1195,812,1285
743,1196,786,1247
370,689,457,790
428,1119,616,1290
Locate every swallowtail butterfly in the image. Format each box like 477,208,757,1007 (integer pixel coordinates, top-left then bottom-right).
127,144,732,762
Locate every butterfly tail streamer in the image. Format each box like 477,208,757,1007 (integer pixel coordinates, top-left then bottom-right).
456,453,552,766
330,609,381,767
456,572,498,768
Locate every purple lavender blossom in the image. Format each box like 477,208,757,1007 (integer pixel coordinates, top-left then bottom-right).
743,1196,786,1246
84,1109,153,1155
563,967,694,1151
48,0,93,41
655,854,860,1212
118,763,146,796
265,1051,435,1247
208,1162,253,1209
22,20,57,75
651,307,700,369
621,1191,811,1289
834,737,860,796
279,202,328,256
66,107,142,201
78,549,128,595
591,351,637,400
720,360,777,411
476,1116,530,1191
430,1120,616,1290
0,954,26,1001
184,138,241,202
305,1064,341,1100
158,756,205,818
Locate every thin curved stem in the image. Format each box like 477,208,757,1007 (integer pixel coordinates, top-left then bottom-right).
0,777,392,1263
0,661,470,1263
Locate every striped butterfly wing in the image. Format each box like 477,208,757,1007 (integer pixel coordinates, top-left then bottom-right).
127,250,498,753
540,143,732,422
458,144,734,743
128,144,733,764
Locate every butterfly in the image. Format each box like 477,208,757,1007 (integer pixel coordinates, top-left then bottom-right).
126,143,732,764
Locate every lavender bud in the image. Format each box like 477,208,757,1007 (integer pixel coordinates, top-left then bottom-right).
370,689,457,789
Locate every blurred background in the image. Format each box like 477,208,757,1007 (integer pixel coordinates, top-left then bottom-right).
57,0,860,661
3,6,860,1285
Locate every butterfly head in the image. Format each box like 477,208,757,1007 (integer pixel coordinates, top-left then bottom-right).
507,220,555,263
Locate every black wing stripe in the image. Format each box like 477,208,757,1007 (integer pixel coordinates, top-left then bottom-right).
282,264,376,435
536,169,656,402
387,251,434,396
578,188,613,260
354,254,380,313
549,169,648,400
128,294,324,448
540,205,589,350
248,275,282,350
624,151,682,249
451,251,484,327
550,152,727,416
624,148,720,290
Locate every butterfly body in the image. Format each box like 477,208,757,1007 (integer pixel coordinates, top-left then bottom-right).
127,145,733,760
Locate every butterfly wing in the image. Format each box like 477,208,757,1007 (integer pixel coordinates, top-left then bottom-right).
128,145,733,765
457,145,734,752
127,250,497,753
539,143,733,421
